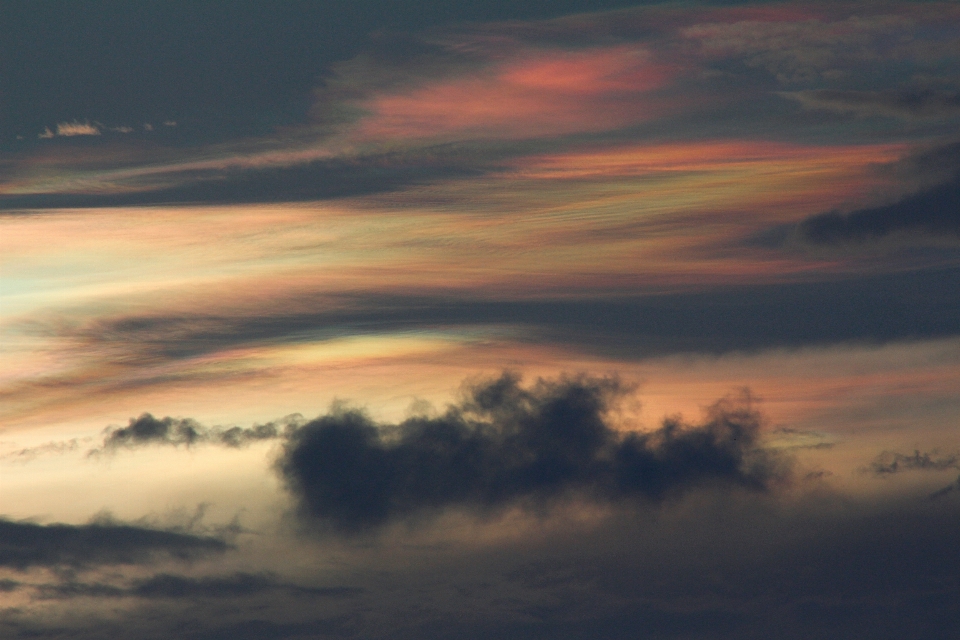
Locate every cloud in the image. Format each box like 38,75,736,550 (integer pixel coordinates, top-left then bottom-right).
681,8,960,85
1,438,86,462
784,89,960,119
54,121,101,137
0,147,490,209
867,449,959,475
34,572,362,600
60,266,960,366
794,173,960,245
353,45,672,142
91,413,300,454
277,373,785,532
0,517,227,570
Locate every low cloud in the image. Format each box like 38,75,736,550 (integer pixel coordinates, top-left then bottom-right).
0,517,227,570
91,413,301,455
867,449,959,475
277,373,786,532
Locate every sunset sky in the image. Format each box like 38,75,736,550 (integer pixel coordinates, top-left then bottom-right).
2,2,959,638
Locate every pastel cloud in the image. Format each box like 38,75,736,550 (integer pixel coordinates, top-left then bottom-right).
54,122,101,137
354,45,673,142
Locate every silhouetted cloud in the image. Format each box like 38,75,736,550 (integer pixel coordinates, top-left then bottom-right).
867,449,959,475
277,374,785,531
794,173,960,245
0,517,227,569
92,413,300,454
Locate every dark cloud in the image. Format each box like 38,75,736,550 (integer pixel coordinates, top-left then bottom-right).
65,266,960,366
277,373,785,531
32,572,362,601
0,517,227,570
793,173,960,245
930,475,960,499
131,572,360,600
11,492,959,640
867,449,959,475
93,413,299,454
0,149,493,210
0,579,21,592
2,0,647,148
786,88,960,119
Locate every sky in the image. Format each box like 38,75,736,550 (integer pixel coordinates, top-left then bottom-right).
1,1,959,638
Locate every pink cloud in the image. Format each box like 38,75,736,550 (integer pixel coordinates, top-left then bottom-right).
354,45,674,142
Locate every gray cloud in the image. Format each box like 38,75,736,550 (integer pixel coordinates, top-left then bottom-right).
794,173,960,245
784,89,960,119
277,373,786,532
867,449,959,475
91,413,301,455
33,572,362,601
8,492,959,640
0,517,228,570
61,266,960,368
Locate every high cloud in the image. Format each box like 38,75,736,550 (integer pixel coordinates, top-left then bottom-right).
277,373,786,532
353,45,672,142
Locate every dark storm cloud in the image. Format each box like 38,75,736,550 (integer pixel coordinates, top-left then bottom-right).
277,373,784,531
92,413,297,454
0,518,227,570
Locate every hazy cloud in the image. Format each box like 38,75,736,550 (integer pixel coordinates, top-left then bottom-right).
277,374,785,532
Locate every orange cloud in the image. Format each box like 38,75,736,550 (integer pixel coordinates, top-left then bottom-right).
355,45,673,142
